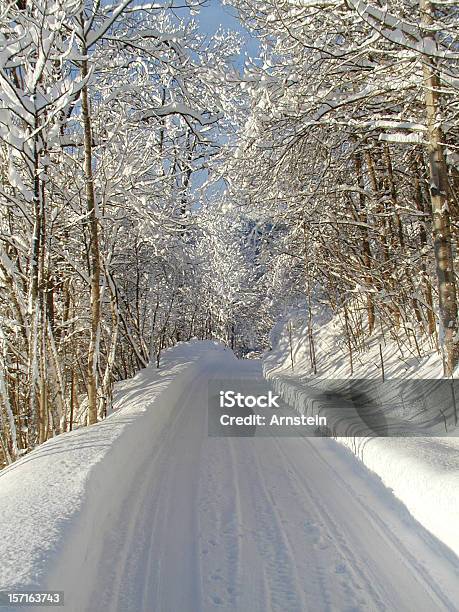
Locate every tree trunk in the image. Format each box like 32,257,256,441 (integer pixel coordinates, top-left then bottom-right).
81,45,101,424
420,0,459,375
412,151,437,338
355,151,375,333
28,115,43,450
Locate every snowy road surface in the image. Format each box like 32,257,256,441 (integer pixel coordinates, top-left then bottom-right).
47,357,459,612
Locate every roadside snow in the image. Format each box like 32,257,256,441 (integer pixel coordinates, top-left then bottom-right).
1,339,458,611
263,313,459,559
0,341,232,591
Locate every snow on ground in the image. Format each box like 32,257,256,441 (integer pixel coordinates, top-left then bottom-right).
268,306,445,382
0,341,232,593
1,339,459,611
263,310,459,559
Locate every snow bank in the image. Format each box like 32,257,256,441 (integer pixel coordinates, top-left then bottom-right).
272,307,445,381
263,315,459,559
0,341,234,593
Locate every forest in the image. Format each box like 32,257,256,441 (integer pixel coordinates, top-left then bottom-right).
1,0,459,464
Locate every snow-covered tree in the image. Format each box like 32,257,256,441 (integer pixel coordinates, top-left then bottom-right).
0,0,242,463
225,0,459,374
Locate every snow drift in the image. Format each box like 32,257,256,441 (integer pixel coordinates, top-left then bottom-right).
263,313,459,559
0,341,233,594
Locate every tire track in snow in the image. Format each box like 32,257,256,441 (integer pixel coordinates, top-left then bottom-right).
69,400,184,611
252,445,351,611
239,442,309,612
86,376,205,612
271,438,387,610
302,437,459,611
272,436,456,611
198,439,244,610
144,377,206,612
252,438,375,611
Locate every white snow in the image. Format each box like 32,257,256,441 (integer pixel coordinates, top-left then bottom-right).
263,312,459,560
0,341,229,593
1,340,459,611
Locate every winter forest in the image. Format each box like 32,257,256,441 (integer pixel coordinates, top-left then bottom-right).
1,0,459,465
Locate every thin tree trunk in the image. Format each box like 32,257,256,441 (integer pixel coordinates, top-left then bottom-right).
355,151,375,333
303,221,317,373
383,143,404,250
81,43,101,424
420,0,459,375
412,151,437,337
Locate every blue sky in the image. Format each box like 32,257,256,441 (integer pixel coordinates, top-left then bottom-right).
173,1,259,195
180,1,259,59
198,2,254,44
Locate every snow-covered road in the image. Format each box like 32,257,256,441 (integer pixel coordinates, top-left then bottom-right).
49,357,458,612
